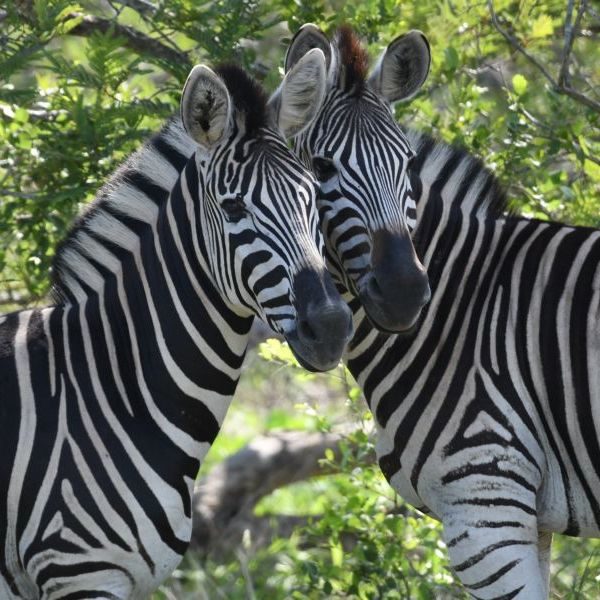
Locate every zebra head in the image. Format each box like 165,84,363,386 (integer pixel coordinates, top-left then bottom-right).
180,54,353,371
286,25,431,333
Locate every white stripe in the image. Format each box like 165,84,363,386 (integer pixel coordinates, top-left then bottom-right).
5,310,39,599
20,374,68,559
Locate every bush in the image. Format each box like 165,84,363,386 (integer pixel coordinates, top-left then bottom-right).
1,0,599,304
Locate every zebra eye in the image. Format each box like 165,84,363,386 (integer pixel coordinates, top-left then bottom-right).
312,156,337,182
221,194,246,223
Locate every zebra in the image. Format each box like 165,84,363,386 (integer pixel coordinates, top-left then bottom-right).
0,51,354,599
286,24,432,336
286,24,600,599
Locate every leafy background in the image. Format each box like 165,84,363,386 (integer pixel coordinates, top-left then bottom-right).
1,0,599,597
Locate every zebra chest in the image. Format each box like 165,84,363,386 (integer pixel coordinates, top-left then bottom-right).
16,484,191,599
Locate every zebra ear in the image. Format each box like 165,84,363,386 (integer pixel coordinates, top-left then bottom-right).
285,23,332,74
180,65,232,149
268,47,327,139
368,31,430,103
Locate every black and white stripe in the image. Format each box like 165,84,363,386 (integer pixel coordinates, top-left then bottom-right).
287,25,600,599
347,130,600,599
287,26,431,334
0,58,353,599
298,86,417,287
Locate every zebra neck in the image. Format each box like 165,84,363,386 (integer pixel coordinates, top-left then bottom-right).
345,133,510,398
49,153,253,460
346,132,600,419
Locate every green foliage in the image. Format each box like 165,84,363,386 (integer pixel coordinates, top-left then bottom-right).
0,0,283,303
279,437,461,599
385,0,600,226
2,0,599,305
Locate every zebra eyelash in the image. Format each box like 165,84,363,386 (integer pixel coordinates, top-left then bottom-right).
220,194,247,223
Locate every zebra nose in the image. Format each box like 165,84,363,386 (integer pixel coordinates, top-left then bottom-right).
287,268,353,371
297,301,353,347
367,265,430,312
359,229,430,332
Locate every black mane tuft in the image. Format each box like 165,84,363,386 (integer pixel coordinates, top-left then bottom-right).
215,64,269,135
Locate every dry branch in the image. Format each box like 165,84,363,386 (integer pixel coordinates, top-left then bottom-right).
13,0,190,74
488,0,600,114
190,430,376,557
67,13,190,72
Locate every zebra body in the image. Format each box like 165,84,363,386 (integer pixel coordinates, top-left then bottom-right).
287,25,600,599
0,55,353,599
0,120,238,600
352,132,600,598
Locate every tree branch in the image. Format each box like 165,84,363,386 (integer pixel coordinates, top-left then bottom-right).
112,0,157,16
67,14,190,73
191,430,375,557
559,0,577,87
13,0,190,74
488,0,600,113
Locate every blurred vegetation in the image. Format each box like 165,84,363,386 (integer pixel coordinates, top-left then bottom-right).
1,0,599,304
2,0,600,597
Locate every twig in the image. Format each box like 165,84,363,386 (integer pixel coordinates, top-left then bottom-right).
113,0,157,16
580,150,600,166
67,14,190,73
488,0,555,84
559,85,600,112
0,189,39,200
559,0,577,87
488,0,600,114
12,0,190,75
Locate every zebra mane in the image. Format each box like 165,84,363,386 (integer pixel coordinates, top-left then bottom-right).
214,64,269,135
50,117,194,302
334,25,370,93
49,67,270,303
406,129,510,220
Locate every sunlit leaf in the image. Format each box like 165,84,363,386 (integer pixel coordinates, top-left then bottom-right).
531,14,554,39
512,73,528,96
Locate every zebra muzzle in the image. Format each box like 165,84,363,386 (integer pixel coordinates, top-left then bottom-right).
286,268,353,371
359,229,430,333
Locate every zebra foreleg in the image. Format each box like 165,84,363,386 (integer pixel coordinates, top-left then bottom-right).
442,512,546,599
537,531,552,598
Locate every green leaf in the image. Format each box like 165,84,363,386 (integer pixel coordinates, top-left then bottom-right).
584,159,600,181
330,541,343,567
512,74,528,96
444,47,459,72
13,107,29,124
531,14,554,39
